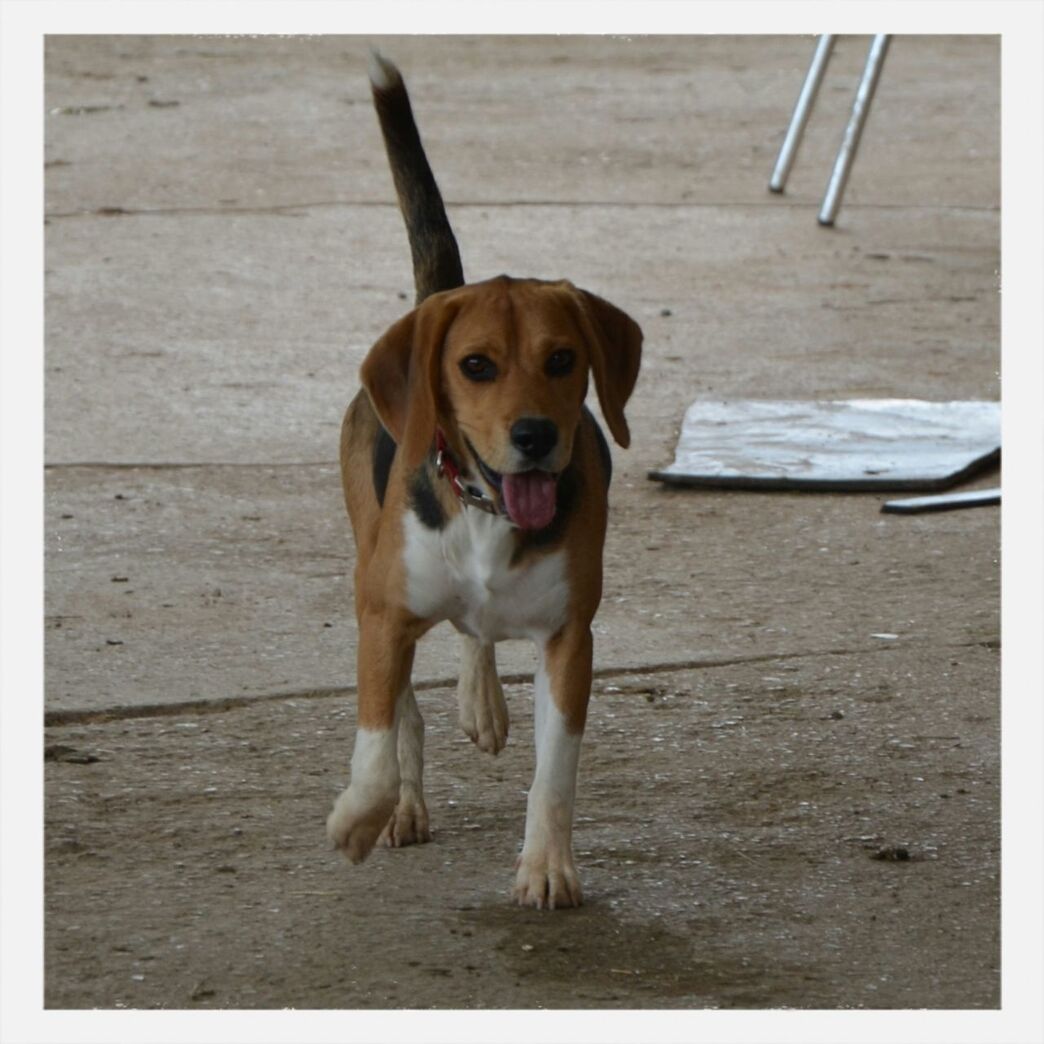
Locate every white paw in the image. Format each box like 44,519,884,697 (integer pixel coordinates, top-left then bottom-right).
457,638,509,755
326,784,398,864
458,671,509,755
512,850,583,910
378,793,432,848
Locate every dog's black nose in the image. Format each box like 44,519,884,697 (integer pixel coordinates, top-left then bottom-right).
510,417,558,462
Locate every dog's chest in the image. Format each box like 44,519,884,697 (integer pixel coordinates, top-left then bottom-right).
402,510,569,642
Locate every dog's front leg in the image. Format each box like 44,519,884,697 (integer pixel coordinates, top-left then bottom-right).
457,634,509,754
327,611,414,864
513,624,592,909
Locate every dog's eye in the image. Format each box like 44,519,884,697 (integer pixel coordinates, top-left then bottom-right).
545,348,576,377
459,354,497,382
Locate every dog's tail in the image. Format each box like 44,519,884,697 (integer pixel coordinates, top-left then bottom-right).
368,51,465,305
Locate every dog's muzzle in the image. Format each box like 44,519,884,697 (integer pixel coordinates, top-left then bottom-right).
442,431,560,531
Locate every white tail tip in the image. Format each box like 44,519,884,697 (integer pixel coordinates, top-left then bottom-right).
368,49,401,91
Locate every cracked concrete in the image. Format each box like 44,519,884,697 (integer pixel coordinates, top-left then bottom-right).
43,34,999,1009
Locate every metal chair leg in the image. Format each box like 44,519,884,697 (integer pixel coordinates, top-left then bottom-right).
769,34,836,194
818,34,891,226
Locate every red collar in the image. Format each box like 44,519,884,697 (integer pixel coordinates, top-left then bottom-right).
434,429,502,517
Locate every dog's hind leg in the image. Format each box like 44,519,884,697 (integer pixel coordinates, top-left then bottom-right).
456,634,509,755
378,683,432,847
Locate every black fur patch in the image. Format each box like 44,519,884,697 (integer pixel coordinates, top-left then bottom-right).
372,425,397,507
409,462,446,530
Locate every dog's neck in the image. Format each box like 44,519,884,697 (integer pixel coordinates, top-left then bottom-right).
433,428,505,519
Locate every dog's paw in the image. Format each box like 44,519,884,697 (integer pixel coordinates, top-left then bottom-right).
512,852,583,910
379,794,432,848
461,702,509,755
458,675,509,755
326,785,397,864
457,640,509,755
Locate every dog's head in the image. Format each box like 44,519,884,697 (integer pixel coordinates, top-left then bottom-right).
360,275,642,529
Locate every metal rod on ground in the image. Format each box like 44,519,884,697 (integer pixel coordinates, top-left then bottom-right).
881,488,1001,515
769,34,836,194
818,34,891,226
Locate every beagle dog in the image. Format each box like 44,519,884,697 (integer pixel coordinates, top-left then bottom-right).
326,53,642,909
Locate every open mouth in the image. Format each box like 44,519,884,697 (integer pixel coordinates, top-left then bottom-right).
473,453,504,493
467,441,558,531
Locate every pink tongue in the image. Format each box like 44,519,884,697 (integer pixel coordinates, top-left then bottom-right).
501,471,557,531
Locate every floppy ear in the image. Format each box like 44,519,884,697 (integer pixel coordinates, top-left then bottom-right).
359,292,459,469
570,287,643,448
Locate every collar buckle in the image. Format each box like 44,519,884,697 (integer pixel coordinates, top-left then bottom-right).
434,430,501,517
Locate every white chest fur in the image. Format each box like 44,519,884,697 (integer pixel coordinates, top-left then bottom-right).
402,509,570,642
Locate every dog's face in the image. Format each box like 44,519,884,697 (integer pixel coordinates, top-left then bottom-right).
361,276,642,529
441,280,593,474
